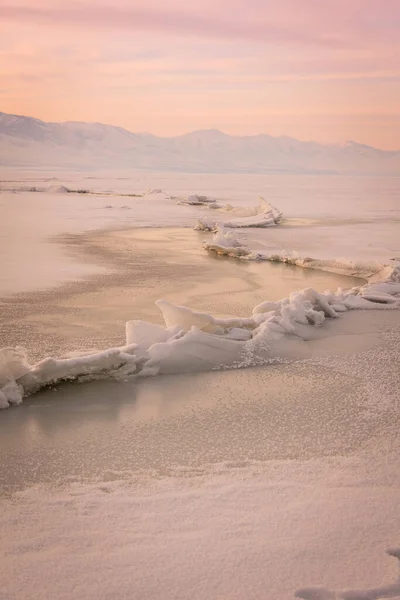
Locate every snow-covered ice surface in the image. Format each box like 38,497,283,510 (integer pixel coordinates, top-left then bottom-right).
0,454,399,600
0,170,399,599
0,172,399,405
297,551,400,600
2,172,399,408
0,318,399,599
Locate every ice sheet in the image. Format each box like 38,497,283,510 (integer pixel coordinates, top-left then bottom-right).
1,172,399,407
1,172,399,294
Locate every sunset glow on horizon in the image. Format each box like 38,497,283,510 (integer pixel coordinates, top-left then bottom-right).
1,0,399,149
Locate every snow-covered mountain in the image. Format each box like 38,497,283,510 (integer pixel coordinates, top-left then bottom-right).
1,111,399,175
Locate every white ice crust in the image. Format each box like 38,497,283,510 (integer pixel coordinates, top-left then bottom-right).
202,226,400,281
195,197,283,230
1,261,399,408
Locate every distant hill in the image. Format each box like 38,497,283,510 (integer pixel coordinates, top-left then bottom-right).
1,111,399,175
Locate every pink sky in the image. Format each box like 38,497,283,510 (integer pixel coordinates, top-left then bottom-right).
1,0,399,149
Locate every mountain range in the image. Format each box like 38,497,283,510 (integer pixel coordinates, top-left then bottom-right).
1,111,399,175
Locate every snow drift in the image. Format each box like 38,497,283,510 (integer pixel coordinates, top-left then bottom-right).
1,265,399,409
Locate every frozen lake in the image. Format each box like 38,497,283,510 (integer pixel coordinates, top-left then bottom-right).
0,171,399,294
0,170,399,600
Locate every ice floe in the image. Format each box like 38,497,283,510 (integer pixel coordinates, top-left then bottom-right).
202,226,256,258
195,197,283,230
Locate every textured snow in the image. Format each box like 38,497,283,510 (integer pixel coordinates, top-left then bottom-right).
1,446,399,600
296,549,400,600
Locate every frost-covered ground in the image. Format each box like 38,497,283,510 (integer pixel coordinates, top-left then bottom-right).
0,320,399,599
0,170,399,599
